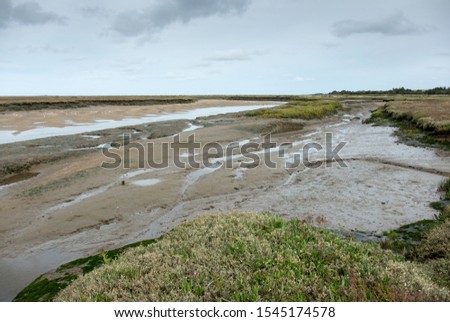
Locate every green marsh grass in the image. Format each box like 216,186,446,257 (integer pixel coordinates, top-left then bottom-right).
245,101,342,120
55,213,448,302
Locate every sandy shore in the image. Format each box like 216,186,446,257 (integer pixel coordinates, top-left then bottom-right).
0,99,262,133
1,100,449,301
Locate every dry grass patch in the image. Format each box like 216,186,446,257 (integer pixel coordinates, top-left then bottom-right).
56,212,448,302
386,98,450,133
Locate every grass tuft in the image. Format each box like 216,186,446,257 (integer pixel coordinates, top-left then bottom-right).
439,178,450,200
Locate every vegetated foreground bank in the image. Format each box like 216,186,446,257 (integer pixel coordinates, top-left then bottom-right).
45,213,448,302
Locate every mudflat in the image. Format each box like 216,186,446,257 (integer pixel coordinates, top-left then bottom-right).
0,99,449,301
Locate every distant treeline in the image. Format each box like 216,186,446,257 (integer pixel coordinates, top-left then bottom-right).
330,87,450,95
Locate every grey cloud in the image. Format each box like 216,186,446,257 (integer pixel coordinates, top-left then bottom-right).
332,12,425,38
112,0,250,37
12,2,66,25
0,0,12,28
79,6,110,18
0,0,66,28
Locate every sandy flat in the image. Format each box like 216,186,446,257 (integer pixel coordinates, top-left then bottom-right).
0,99,263,133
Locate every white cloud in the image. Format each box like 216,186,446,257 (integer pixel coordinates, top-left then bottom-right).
293,76,313,82
293,76,306,82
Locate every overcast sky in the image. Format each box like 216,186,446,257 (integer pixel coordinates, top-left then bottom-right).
0,0,449,95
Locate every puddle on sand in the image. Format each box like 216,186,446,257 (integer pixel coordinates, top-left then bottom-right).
179,152,195,158
0,172,39,189
81,134,102,139
182,166,221,194
131,179,161,187
234,167,248,180
182,123,204,133
121,168,158,179
97,142,113,149
45,184,114,214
